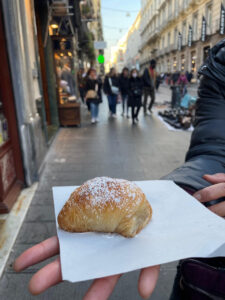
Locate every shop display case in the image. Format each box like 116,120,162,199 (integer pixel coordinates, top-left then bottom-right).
53,37,81,126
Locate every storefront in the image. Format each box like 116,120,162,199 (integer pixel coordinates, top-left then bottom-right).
0,5,24,213
191,51,197,74
34,0,81,128
52,37,81,126
181,54,185,71
173,56,177,71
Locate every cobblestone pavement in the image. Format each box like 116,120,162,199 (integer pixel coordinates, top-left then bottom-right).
0,86,193,300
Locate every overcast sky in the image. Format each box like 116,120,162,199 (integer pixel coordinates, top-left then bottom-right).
101,0,141,61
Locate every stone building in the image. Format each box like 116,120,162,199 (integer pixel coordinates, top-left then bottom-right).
124,12,141,70
140,0,225,77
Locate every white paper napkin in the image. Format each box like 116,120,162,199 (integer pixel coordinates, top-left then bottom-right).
52,180,225,283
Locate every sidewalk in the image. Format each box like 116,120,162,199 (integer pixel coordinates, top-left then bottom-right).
0,96,192,300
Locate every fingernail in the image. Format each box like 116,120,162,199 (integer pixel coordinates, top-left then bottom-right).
194,194,202,200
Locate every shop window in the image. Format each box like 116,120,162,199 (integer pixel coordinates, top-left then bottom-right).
191,51,197,73
203,46,210,62
173,57,177,71
181,55,185,71
167,59,171,72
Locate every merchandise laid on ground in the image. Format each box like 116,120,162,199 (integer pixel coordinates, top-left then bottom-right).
156,88,197,132
157,109,194,132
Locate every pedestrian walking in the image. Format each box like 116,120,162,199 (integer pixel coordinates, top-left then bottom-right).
142,59,157,115
103,68,119,118
177,71,188,96
77,67,86,104
85,68,102,124
128,68,143,125
171,71,180,85
119,67,130,118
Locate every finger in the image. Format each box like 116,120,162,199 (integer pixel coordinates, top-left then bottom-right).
193,183,225,203
14,236,59,272
210,202,225,217
138,265,160,299
83,274,121,300
29,257,62,295
203,173,225,184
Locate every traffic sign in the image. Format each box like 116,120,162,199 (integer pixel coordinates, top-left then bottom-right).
94,41,107,50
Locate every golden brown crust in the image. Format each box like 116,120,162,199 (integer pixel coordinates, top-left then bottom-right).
57,177,152,238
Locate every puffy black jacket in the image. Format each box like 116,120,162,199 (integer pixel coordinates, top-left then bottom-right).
163,39,225,191
119,74,129,95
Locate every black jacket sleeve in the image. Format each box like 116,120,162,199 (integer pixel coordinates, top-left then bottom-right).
103,76,111,95
162,39,225,192
142,68,153,88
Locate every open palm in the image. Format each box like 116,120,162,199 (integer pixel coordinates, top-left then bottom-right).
14,236,160,299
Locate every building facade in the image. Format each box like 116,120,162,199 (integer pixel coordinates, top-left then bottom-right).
108,12,142,73
124,13,141,70
140,0,225,77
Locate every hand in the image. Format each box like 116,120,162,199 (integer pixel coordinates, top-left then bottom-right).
193,173,225,217
14,236,160,299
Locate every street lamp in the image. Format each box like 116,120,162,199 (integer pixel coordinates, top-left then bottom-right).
50,19,59,29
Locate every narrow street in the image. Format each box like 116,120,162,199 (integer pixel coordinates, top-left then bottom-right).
0,86,193,300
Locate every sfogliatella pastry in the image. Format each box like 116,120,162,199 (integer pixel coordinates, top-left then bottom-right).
57,177,152,238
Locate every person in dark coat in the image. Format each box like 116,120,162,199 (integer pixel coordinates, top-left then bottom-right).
85,68,102,124
103,68,119,117
128,69,143,125
119,67,130,117
142,59,157,114
162,39,225,300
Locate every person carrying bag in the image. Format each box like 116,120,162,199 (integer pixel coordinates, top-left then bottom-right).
103,67,119,118
85,68,102,124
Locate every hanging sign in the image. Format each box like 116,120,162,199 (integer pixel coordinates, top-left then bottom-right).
188,25,193,47
201,16,207,42
220,4,225,35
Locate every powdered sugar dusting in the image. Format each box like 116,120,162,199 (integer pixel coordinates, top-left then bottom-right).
72,177,142,210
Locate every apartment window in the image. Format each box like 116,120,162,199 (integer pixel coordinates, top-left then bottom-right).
206,4,212,35
193,13,198,40
175,0,179,13
184,0,189,9
168,0,172,18
168,32,171,47
174,27,178,46
162,36,165,49
182,21,187,45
